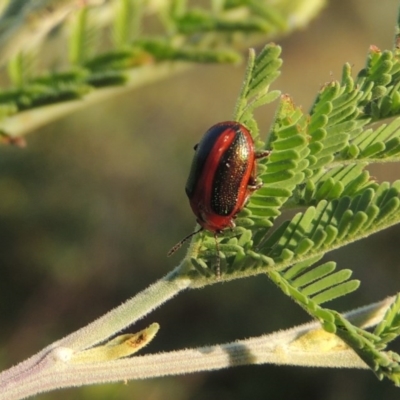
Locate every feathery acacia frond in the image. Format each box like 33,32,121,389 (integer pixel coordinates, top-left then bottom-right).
186,25,400,383
234,44,282,136
247,94,310,223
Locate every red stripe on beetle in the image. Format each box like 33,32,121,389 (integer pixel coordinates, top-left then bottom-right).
168,121,269,275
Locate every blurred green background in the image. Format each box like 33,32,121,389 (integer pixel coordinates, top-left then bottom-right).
1,1,400,399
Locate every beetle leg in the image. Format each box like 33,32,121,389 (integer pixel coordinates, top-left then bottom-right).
255,150,270,159
213,232,222,279
248,180,263,190
248,171,264,190
248,150,269,190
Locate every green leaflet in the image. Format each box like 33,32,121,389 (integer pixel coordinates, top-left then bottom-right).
302,269,353,295
311,280,360,304
234,43,282,135
374,294,400,342
291,262,336,288
175,9,273,34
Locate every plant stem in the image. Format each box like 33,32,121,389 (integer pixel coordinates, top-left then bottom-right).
0,265,191,400
0,295,393,400
0,62,190,138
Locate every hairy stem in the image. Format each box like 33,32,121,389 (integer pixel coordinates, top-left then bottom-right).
0,265,191,399
0,295,393,400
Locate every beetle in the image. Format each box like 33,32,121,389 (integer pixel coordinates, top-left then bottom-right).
168,121,269,273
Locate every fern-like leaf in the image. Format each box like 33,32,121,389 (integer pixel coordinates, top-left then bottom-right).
113,0,142,47
374,294,400,345
308,74,368,174
247,95,310,224
285,260,359,304
297,163,377,205
234,43,282,136
255,183,400,266
69,6,98,65
357,46,400,120
266,257,358,331
342,117,400,162
174,9,273,35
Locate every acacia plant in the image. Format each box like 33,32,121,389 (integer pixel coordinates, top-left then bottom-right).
1,0,400,399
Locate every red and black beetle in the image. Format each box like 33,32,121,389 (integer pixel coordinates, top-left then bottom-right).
169,121,269,271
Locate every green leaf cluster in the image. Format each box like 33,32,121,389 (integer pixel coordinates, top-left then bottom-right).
0,0,322,138
187,33,400,385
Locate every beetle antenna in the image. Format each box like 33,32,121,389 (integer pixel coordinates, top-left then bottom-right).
167,227,203,256
214,232,221,278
